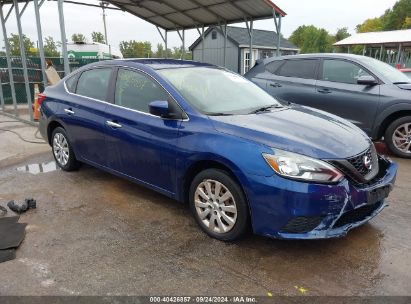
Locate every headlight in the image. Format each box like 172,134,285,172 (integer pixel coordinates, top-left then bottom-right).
263,149,343,183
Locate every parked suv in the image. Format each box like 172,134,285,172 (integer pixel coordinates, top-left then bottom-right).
245,54,411,158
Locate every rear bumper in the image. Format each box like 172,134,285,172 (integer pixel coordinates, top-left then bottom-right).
38,106,48,144
246,156,397,239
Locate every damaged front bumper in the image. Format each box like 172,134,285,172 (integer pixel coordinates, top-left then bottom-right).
246,156,397,240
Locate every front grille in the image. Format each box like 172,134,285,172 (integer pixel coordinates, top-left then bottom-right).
328,145,379,185
347,148,374,176
280,216,323,233
333,202,382,228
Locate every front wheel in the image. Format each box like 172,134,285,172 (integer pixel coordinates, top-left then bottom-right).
385,116,411,159
189,169,249,241
51,127,80,171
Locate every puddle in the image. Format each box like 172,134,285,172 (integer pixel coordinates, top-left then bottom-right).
16,161,60,175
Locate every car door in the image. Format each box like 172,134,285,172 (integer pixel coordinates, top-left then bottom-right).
264,59,319,104
314,59,380,135
60,67,113,166
104,67,182,194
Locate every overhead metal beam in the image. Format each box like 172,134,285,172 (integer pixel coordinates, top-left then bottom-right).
127,0,182,29
57,0,70,76
4,4,14,22
0,4,18,115
33,0,47,88
228,0,249,17
190,0,225,23
39,0,46,8
152,0,203,28
19,1,29,18
50,0,122,10
13,0,33,121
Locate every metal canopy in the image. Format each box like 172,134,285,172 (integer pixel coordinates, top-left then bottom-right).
106,0,286,31
334,29,411,47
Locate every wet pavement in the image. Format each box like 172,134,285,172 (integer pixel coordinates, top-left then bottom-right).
0,120,410,296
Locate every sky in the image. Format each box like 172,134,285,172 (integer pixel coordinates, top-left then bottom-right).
0,0,399,53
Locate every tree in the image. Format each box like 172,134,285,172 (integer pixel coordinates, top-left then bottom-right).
71,33,86,43
119,40,152,58
356,0,411,32
356,17,383,33
7,33,36,56
44,36,60,57
334,27,351,53
335,27,350,42
91,31,105,44
289,25,334,53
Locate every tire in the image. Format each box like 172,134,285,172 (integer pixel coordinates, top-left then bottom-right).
189,169,249,241
385,116,411,159
51,127,80,171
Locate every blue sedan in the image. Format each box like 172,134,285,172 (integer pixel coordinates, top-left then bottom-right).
39,59,397,241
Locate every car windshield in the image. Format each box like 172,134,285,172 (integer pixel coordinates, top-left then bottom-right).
362,57,411,84
159,67,281,115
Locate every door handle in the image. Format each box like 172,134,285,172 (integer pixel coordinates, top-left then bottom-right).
317,88,332,94
106,120,122,129
64,108,75,115
270,82,282,88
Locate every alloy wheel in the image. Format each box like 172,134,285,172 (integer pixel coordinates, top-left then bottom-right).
392,123,411,154
194,179,237,234
53,132,70,166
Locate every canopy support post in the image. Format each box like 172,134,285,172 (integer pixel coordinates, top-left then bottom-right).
0,4,18,116
219,22,227,67
196,26,205,62
397,43,402,65
33,0,47,88
273,10,282,57
58,0,70,76
14,0,33,121
245,18,254,73
379,45,384,61
156,26,168,58
177,29,185,60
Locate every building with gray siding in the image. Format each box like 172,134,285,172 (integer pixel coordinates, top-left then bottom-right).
189,26,299,74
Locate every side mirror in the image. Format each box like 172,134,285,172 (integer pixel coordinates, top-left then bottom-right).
149,100,170,117
357,75,378,86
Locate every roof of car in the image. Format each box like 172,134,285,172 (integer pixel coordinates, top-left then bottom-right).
96,58,216,70
264,53,372,62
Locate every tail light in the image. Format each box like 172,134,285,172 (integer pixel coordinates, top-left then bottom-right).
38,93,46,106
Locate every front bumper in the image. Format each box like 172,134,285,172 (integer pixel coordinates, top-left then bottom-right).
246,156,397,239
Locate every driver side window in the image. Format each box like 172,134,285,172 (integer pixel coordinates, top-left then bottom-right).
322,60,371,84
115,69,169,113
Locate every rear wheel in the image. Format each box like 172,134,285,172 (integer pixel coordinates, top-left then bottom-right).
51,127,80,171
189,169,249,241
385,116,411,159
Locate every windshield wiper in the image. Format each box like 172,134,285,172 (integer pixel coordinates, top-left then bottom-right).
208,112,234,116
394,82,411,85
250,104,283,114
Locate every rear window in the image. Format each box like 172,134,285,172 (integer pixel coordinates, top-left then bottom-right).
277,59,318,79
265,60,283,74
76,68,112,101
65,73,80,93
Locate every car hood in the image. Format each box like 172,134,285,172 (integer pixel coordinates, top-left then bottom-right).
210,105,371,159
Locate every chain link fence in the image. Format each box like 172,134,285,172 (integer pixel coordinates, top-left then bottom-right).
0,56,105,122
